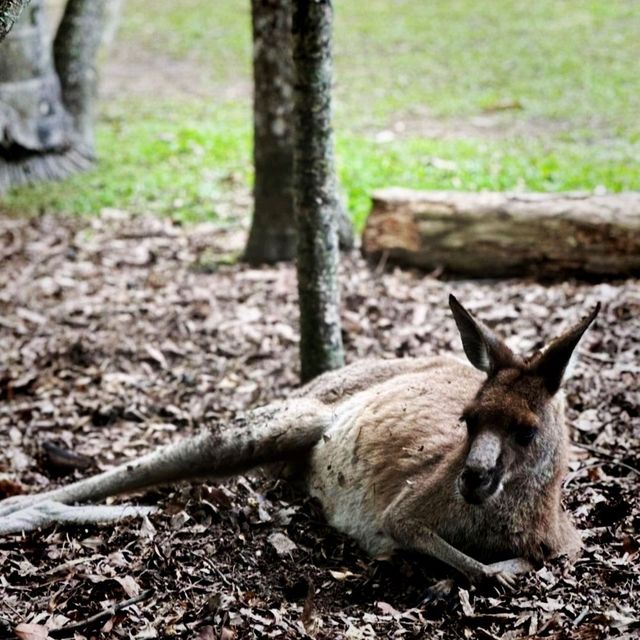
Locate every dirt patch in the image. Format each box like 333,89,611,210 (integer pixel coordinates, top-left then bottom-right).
0,213,638,638
365,105,577,143
100,43,251,103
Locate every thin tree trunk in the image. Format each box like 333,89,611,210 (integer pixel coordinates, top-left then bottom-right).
244,0,297,264
293,0,345,383
244,0,353,265
0,0,29,42
53,0,107,154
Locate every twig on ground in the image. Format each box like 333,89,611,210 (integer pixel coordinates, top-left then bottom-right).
49,589,153,637
574,442,640,475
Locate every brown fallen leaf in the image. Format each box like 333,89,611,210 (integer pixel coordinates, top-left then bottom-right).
0,475,24,499
41,441,94,475
376,601,402,619
482,98,523,112
301,578,320,637
144,344,168,369
115,575,141,598
621,534,639,557
329,569,358,581
14,623,51,640
267,532,297,557
459,588,474,617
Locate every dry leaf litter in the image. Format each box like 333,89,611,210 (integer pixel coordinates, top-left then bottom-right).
0,211,638,639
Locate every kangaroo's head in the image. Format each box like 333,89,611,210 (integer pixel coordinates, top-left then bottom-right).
449,294,599,506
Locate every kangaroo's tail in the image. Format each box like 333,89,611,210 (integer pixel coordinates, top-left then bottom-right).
0,398,332,521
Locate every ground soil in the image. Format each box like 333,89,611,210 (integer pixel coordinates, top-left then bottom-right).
0,213,638,639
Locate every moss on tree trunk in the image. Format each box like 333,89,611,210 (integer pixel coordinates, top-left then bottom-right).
293,0,345,383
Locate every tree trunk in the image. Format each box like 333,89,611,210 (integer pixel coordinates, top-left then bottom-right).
293,0,345,383
0,0,80,190
244,0,297,264
244,0,353,265
362,188,640,278
0,0,106,191
0,0,29,42
53,0,106,153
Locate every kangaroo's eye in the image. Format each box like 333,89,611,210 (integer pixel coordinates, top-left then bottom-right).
515,427,537,447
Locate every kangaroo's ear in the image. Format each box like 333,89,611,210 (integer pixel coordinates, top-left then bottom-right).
532,303,601,395
449,294,518,374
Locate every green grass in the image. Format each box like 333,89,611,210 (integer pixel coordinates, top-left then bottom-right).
334,0,640,127
3,0,639,228
117,0,640,128
4,101,252,224
338,136,639,228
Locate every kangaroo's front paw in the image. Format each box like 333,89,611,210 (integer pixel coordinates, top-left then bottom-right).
472,557,534,589
485,566,518,589
466,564,517,589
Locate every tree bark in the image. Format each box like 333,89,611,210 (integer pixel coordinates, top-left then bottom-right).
0,0,104,191
362,188,640,278
293,0,345,383
244,0,353,265
53,0,107,154
100,0,123,54
244,0,297,264
0,0,29,42
0,0,81,190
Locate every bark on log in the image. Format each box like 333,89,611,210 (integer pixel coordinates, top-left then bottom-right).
362,189,640,278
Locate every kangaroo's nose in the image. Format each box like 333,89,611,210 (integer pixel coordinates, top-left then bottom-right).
461,465,492,489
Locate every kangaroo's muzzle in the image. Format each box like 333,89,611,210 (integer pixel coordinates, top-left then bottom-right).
458,430,504,505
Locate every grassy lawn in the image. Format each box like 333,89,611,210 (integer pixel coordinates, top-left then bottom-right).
3,0,639,228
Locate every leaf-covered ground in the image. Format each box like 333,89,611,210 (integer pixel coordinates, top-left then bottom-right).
0,213,638,639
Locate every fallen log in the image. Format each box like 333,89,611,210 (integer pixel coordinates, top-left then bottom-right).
362,189,640,278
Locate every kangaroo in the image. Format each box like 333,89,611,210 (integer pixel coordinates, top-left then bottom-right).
0,296,599,588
